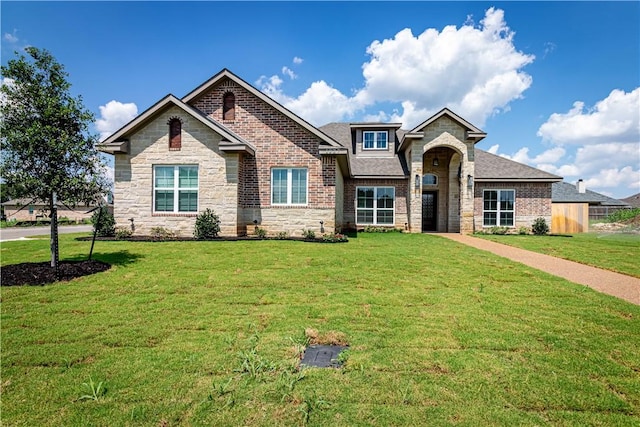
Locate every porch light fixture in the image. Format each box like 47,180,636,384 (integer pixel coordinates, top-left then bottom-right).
467,174,473,188
415,174,420,189
433,157,439,166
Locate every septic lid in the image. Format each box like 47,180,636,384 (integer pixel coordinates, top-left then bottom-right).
300,345,348,368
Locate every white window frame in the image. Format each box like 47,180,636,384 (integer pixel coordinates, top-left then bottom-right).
356,186,395,225
482,189,515,227
153,165,199,213
271,167,308,206
363,131,388,150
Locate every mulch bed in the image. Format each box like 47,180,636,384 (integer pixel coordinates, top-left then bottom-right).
1,260,111,287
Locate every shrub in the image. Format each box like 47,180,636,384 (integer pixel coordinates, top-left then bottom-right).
302,229,316,240
321,233,348,243
115,226,132,240
194,208,221,239
255,227,267,239
150,227,175,241
532,217,549,235
91,206,115,237
518,226,530,235
275,231,289,240
489,226,509,235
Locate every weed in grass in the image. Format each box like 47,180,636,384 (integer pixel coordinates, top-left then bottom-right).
298,391,330,426
275,369,306,402
78,376,106,401
210,378,233,398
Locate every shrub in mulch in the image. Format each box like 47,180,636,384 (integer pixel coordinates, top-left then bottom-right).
1,260,111,287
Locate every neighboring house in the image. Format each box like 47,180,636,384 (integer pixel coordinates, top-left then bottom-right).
98,68,562,236
1,198,103,222
551,181,631,232
621,193,640,209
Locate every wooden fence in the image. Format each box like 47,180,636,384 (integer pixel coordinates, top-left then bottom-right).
552,203,589,234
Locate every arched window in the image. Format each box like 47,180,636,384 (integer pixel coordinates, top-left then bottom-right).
168,118,181,150
422,173,438,186
223,92,235,121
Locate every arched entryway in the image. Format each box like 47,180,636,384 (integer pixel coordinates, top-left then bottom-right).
421,147,462,232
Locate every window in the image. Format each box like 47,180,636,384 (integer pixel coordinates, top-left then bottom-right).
223,92,235,121
356,187,395,225
363,131,388,150
483,189,515,227
422,174,438,186
271,168,307,205
154,166,198,213
168,118,181,150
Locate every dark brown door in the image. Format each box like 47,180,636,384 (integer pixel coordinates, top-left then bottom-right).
422,192,437,232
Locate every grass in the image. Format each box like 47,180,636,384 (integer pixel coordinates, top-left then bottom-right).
475,232,640,278
2,233,639,426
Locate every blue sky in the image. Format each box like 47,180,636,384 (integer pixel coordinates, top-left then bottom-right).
2,1,639,198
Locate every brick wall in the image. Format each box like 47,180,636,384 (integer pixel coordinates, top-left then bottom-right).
190,78,337,236
473,182,552,230
343,178,409,230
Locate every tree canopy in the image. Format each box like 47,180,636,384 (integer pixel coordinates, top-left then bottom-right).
0,47,109,206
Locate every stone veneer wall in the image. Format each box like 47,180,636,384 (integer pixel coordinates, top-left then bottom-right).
409,116,475,233
191,78,336,236
473,182,553,231
113,106,240,237
343,179,409,230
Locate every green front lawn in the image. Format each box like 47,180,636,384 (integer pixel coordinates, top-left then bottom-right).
476,232,640,278
2,233,639,426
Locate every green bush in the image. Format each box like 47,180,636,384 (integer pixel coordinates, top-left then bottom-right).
150,227,175,241
194,208,221,240
302,229,316,240
518,226,530,235
255,227,267,239
91,206,115,237
532,217,549,235
489,226,509,235
115,226,132,240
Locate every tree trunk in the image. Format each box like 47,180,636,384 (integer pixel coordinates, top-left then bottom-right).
50,191,59,277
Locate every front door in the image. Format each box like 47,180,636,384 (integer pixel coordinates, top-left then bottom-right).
422,192,437,232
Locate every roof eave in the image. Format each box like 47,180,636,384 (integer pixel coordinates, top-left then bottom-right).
475,178,562,183
97,140,129,154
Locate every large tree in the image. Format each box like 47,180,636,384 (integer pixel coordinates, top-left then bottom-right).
1,47,109,272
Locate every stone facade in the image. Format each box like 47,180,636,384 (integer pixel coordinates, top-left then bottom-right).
113,106,240,236
409,116,475,233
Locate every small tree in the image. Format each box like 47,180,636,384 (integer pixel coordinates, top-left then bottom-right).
194,208,221,239
532,217,549,235
1,47,110,273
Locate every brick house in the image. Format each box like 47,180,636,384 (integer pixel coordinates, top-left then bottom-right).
98,68,561,236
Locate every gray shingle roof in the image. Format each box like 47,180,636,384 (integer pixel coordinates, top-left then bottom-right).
474,149,562,181
621,193,640,208
552,182,630,206
319,123,409,177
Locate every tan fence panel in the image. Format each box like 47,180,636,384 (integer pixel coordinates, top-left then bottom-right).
552,203,589,233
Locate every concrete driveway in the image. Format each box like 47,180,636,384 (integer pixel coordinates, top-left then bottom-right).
0,225,93,242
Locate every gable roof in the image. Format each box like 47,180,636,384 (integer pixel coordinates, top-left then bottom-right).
474,149,562,182
319,122,408,178
552,181,630,206
398,108,487,152
97,94,255,155
182,68,345,152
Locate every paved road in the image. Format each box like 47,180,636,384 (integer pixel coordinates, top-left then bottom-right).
0,225,93,242
441,233,640,305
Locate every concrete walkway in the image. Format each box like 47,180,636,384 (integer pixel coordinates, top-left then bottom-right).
0,225,93,242
441,233,640,306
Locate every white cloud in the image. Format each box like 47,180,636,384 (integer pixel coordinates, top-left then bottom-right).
293,56,303,64
282,66,297,80
359,7,534,128
96,100,138,141
3,30,19,43
537,88,640,144
285,81,359,125
256,7,533,128
489,88,640,198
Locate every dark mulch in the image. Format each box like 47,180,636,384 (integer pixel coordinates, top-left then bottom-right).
1,260,111,287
